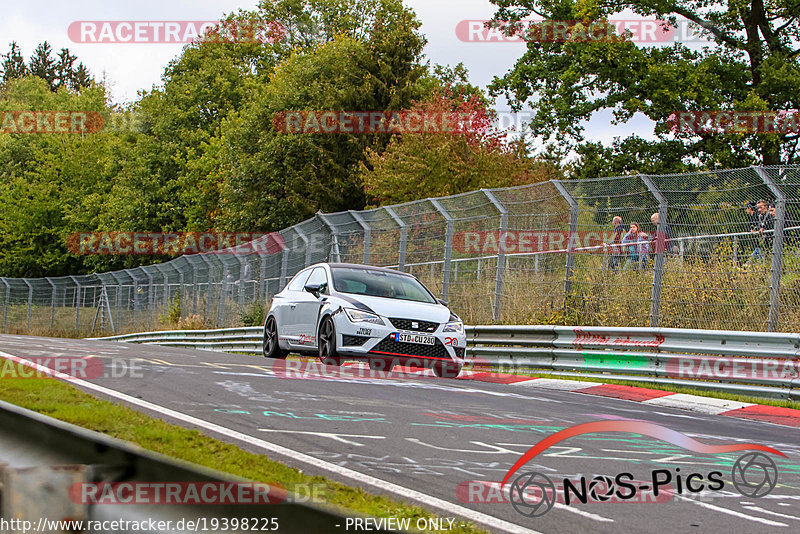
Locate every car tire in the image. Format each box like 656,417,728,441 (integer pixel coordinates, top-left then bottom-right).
263,316,287,359
318,316,342,366
432,361,462,378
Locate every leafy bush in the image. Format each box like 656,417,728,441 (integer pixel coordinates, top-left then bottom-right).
239,301,266,327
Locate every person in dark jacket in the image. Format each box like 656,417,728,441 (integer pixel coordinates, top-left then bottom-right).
607,216,625,272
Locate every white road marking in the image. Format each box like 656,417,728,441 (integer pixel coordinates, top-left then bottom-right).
672,493,787,527
513,378,599,391
553,503,614,522
743,506,800,520
259,429,385,447
642,394,754,415
0,350,541,534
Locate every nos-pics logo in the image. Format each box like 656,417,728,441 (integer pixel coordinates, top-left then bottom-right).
501,421,783,518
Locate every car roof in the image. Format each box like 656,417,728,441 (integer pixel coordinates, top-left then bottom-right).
322,262,415,277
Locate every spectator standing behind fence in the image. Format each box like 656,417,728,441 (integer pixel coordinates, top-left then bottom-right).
622,223,649,270
650,212,673,257
744,201,760,260
757,199,774,257
606,216,626,272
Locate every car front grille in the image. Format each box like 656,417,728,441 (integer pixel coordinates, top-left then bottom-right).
389,318,438,333
341,335,369,346
371,336,449,359
453,347,465,359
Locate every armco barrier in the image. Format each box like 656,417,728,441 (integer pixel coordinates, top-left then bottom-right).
90,325,800,401
0,399,388,533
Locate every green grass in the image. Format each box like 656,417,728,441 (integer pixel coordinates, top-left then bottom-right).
0,367,488,534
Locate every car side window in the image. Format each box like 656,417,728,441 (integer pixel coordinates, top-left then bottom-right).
305,267,329,294
286,269,311,291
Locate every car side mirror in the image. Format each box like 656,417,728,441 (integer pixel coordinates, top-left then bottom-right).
304,283,322,297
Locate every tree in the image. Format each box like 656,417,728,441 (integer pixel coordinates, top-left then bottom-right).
360,90,561,205
1,42,27,82
28,42,57,89
487,1,800,174
0,77,119,277
205,0,429,231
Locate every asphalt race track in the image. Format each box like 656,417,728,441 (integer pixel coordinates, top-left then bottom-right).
1,334,799,534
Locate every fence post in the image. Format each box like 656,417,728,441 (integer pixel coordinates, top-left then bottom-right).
430,199,454,302
384,207,407,271
219,265,229,327
317,212,340,262
279,248,289,290
754,165,786,331
552,181,578,298
482,189,508,322
234,255,248,309
143,269,155,327
199,255,214,322
294,227,312,268
349,210,371,265
46,277,56,330
23,279,33,330
640,174,668,328
1,278,9,332
69,276,81,333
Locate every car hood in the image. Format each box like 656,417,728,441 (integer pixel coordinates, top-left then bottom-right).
333,293,453,323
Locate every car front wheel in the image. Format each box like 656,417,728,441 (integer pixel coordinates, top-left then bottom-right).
318,316,342,366
432,361,462,378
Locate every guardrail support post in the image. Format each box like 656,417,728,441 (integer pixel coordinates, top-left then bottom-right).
482,189,508,321
430,199,454,302
384,207,408,271
349,210,371,265
1,278,9,332
754,165,787,331
552,181,579,299
640,174,668,328
317,213,341,262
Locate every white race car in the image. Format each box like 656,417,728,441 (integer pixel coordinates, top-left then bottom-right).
262,262,467,377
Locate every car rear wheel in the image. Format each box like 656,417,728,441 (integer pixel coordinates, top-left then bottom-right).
263,316,287,359
318,316,342,366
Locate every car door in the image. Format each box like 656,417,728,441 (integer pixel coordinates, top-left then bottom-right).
278,268,312,342
293,267,329,348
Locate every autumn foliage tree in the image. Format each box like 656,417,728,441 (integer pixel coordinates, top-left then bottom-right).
360,90,561,205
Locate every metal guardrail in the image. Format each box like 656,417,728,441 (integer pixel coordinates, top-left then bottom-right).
0,399,381,533
90,325,800,401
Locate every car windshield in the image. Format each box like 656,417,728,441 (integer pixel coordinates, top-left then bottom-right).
331,267,437,303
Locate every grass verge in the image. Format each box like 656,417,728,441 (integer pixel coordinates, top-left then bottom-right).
0,366,487,534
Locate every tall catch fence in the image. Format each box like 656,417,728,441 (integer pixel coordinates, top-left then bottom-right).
2,165,800,336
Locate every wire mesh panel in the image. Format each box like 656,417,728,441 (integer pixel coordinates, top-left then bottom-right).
2,165,800,336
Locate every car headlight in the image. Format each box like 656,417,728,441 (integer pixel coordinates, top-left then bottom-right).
343,308,384,325
443,321,464,334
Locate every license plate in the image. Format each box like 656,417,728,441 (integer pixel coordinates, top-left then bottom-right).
394,333,435,345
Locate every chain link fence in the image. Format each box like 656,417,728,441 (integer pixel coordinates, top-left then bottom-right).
2,165,800,336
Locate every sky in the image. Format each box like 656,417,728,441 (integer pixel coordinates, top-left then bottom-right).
0,0,662,146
